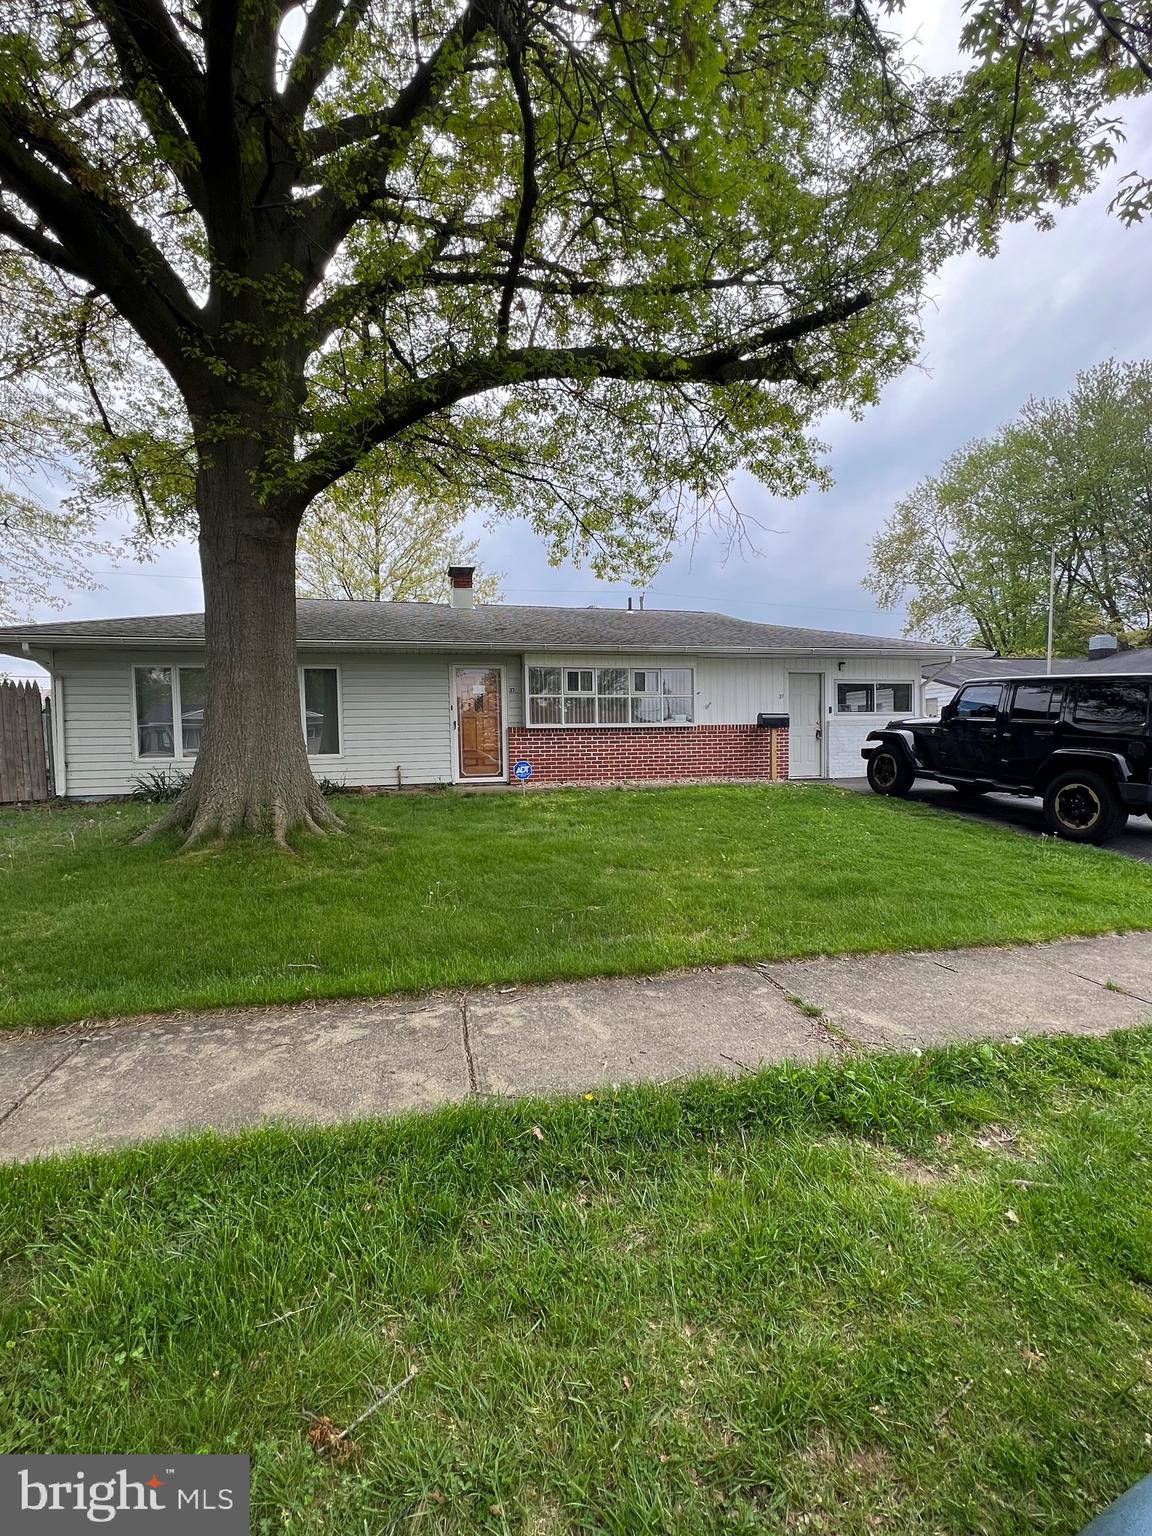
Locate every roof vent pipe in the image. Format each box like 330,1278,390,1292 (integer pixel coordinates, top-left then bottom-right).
1088,633,1119,661
448,565,476,610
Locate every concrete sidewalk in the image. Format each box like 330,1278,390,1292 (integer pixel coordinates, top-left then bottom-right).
1,931,1150,1162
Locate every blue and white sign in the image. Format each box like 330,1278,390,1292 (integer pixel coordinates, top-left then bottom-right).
513,759,532,782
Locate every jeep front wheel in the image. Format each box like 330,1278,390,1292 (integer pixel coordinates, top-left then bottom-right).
1042,770,1127,844
867,749,914,797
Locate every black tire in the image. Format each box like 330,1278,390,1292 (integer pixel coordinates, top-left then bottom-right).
949,781,992,798
1042,769,1127,845
867,748,914,797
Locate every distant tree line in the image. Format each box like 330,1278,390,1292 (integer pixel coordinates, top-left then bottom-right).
867,360,1152,656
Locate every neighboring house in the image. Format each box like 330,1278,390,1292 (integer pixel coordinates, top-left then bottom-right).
0,567,962,798
922,638,1152,715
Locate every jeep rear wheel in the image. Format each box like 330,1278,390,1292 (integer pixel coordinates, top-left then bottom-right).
867,749,914,797
1042,770,1127,845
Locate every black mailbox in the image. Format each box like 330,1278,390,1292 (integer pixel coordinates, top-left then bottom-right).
756,712,789,729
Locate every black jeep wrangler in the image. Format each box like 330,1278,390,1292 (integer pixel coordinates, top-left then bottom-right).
860,674,1152,844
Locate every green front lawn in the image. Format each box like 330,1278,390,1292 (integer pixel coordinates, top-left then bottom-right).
3,1031,1151,1532
3,784,1152,1029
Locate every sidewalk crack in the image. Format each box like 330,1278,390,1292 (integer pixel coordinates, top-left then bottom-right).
459,998,478,1094
748,964,859,1054
0,1040,87,1129
1073,972,1152,1006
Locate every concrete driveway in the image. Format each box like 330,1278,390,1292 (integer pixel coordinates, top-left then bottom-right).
835,777,1152,863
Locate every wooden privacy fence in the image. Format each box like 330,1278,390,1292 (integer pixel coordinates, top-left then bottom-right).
0,680,53,803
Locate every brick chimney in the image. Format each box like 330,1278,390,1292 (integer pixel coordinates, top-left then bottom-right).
448,564,476,610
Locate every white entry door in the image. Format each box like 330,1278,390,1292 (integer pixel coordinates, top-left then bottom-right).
788,672,824,778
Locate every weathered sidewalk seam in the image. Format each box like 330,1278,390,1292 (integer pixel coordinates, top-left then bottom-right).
0,1040,87,1128
748,962,860,1055
1073,972,1152,1006
459,999,479,1094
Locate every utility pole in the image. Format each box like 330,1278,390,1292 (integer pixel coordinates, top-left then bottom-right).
1046,545,1057,675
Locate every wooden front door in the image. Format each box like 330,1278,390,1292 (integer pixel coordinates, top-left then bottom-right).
454,667,505,779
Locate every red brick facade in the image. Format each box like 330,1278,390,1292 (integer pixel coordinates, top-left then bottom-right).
505,725,788,784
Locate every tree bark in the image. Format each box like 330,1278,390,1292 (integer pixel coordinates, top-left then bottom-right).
136,438,342,849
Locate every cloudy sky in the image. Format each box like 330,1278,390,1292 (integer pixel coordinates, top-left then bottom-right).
4,2,1151,685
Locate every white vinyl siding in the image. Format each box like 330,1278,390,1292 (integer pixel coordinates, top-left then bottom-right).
56,650,524,797
324,651,521,787
61,651,148,798
51,644,922,797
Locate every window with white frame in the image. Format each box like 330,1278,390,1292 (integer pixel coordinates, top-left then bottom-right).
835,682,914,715
133,666,206,758
527,665,694,725
134,664,342,758
301,667,341,755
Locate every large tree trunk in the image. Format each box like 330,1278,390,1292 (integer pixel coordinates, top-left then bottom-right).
136,439,342,850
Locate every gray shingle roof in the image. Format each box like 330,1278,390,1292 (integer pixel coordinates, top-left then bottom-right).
924,648,1152,687
0,600,959,656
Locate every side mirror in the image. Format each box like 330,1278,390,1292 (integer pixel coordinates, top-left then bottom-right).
941,702,957,723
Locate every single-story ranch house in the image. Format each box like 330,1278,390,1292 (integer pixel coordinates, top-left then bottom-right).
0,567,965,798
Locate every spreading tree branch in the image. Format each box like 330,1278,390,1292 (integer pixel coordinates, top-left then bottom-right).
295,291,873,503
0,202,95,283
86,0,206,137
303,3,489,259
0,112,204,381
74,296,157,536
496,16,539,346
86,1,208,209
1089,2,1152,85
281,0,370,121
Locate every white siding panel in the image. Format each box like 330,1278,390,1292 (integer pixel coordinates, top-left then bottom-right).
62,651,154,799
59,649,525,798
302,651,523,788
